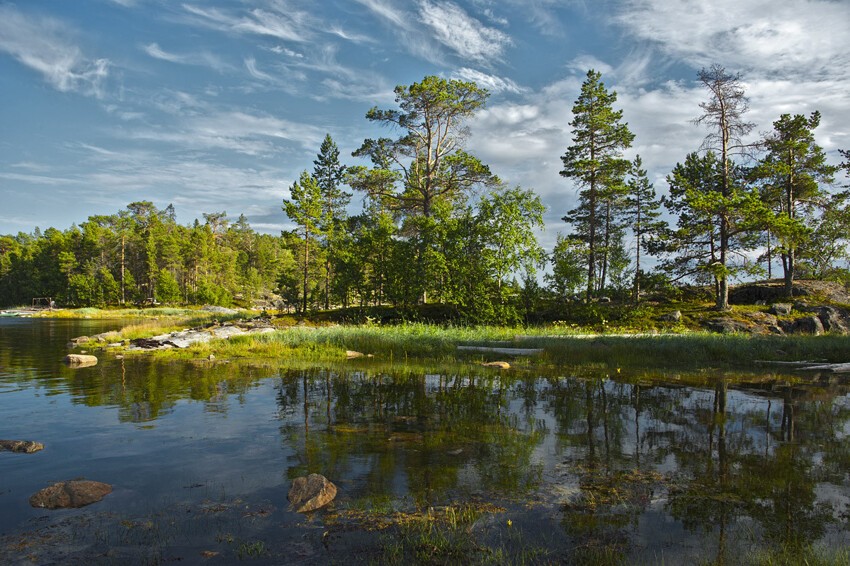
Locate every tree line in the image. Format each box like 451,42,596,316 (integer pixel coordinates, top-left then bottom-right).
1,68,848,318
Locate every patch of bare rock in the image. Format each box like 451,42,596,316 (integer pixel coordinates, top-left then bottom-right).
702,281,850,335
288,473,337,513
127,319,276,350
29,480,112,509
0,440,44,453
63,354,98,367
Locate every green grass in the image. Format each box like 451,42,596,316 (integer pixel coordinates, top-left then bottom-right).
112,319,850,370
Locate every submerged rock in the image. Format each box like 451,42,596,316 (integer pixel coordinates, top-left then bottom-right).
288,474,337,513
63,354,98,367
29,480,112,509
0,440,44,453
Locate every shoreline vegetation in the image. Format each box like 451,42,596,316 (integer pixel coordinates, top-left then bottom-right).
21,298,850,372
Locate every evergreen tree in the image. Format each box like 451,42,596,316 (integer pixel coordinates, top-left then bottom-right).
313,134,351,310
351,76,498,303
754,112,837,296
560,69,634,300
282,171,324,313
623,156,666,301
694,65,756,310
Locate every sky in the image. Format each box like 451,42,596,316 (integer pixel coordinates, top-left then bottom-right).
1,0,848,254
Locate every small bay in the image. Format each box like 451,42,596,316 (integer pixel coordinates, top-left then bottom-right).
2,318,849,564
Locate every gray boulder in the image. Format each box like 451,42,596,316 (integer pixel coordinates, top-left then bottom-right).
288,474,337,513
769,303,793,316
782,316,825,336
704,318,750,334
658,310,682,323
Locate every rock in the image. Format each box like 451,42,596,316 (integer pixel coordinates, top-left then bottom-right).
29,480,112,509
63,354,98,367
288,474,337,513
782,316,825,335
201,305,238,314
769,303,793,316
816,307,850,334
658,310,682,323
0,440,44,453
482,361,510,369
67,336,90,347
704,318,749,334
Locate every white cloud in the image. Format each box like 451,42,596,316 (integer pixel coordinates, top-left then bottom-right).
453,68,524,94
244,57,275,82
418,0,512,64
182,3,312,43
352,0,411,30
0,5,110,97
142,42,228,71
122,110,325,155
618,0,850,79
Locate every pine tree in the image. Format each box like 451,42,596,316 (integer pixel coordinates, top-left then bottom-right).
623,156,665,301
313,134,351,310
282,171,323,313
754,112,837,296
560,70,634,300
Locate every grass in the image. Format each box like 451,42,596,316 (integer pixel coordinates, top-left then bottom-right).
748,544,850,566
100,316,850,371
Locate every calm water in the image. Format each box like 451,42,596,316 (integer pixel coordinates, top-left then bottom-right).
1,318,849,564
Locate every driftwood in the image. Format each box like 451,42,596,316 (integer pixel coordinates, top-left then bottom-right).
457,346,543,355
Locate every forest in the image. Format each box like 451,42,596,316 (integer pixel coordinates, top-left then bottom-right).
1,66,849,322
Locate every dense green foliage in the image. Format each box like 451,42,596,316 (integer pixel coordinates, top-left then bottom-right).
2,70,848,317
0,202,293,308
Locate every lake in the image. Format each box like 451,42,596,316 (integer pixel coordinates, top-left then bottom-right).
1,318,849,564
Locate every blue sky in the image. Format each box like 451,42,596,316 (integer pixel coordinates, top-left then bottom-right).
1,0,848,253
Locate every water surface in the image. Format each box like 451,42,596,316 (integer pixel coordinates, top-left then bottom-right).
1,318,849,564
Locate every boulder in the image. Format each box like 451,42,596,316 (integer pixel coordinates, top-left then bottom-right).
0,440,44,453
63,354,98,367
781,316,825,336
704,318,750,334
288,474,337,513
29,480,112,509
658,310,682,323
816,307,850,334
769,303,793,316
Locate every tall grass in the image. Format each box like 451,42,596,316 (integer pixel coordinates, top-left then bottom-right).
143,323,850,370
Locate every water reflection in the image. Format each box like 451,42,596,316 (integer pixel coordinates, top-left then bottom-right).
1,319,849,563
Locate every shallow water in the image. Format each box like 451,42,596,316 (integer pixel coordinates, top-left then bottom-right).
1,318,849,564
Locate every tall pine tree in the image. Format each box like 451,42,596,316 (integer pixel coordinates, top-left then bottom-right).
560,70,634,300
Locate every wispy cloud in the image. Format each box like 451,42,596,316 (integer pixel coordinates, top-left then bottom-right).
418,0,512,64
182,2,313,43
142,42,229,71
0,5,110,97
453,68,523,94
122,109,325,155
618,0,850,78
244,57,276,82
